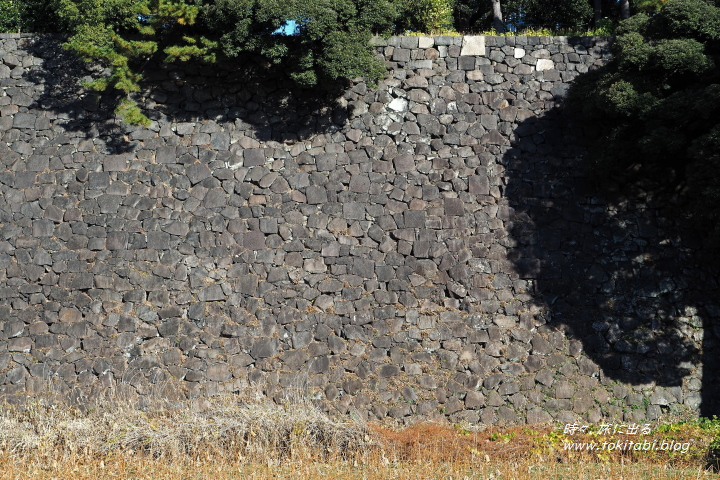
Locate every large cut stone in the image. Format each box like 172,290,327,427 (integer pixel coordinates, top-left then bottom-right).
461,36,485,56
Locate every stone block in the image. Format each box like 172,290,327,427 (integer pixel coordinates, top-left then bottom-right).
306,186,328,204
243,231,265,250
418,37,434,48
379,364,400,377
393,154,415,173
444,198,465,216
104,155,127,171
13,113,36,129
206,364,232,382
251,338,278,359
32,220,54,237
5,366,27,383
536,59,555,71
461,36,485,56
392,48,411,62
458,56,476,70
186,162,211,185
243,149,265,166
199,285,225,302
8,337,32,353
343,202,365,220
156,146,177,163
27,155,48,171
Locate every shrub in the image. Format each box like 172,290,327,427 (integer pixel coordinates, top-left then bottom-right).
396,0,455,35
568,0,720,248
0,0,23,32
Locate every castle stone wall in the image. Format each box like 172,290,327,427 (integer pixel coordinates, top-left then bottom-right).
0,33,718,423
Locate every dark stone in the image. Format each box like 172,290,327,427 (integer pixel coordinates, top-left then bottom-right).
251,338,279,359
199,285,225,302
379,364,400,377
444,198,465,216
187,163,212,185
243,231,265,250
244,149,265,166
6,366,27,384
106,231,128,250
156,146,177,163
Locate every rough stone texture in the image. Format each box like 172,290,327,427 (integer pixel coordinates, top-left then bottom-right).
0,34,718,424
461,36,486,56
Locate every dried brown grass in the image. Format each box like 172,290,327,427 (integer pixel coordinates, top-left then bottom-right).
0,397,371,464
0,398,719,479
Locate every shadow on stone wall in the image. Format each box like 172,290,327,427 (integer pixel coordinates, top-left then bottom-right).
502,101,720,419
24,36,351,153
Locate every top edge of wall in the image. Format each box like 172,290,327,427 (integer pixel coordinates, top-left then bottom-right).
0,32,612,42
0,33,38,39
0,33,66,39
369,35,614,45
370,35,613,57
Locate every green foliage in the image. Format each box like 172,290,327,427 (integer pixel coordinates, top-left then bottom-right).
0,0,22,32
397,0,455,34
201,0,396,87
50,0,397,122
0,0,55,32
511,0,594,30
709,435,720,468
635,0,669,14
115,98,152,127
453,0,596,32
651,0,720,39
569,0,720,247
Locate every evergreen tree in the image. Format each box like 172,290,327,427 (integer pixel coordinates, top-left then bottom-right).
569,0,720,246
42,0,398,124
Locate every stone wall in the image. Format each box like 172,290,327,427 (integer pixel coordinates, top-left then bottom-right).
0,33,718,423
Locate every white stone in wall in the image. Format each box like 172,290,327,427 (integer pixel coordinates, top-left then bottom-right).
467,70,483,81
418,36,434,49
536,59,555,71
388,97,408,112
514,48,525,59
460,36,485,56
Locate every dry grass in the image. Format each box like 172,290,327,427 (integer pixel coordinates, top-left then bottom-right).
0,397,370,464
0,397,719,479
1,455,717,480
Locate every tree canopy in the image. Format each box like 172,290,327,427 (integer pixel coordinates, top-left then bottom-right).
1,0,651,126
568,0,720,246
0,0,400,124
453,0,635,32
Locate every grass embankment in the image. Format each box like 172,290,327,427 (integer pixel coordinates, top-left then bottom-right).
0,398,718,479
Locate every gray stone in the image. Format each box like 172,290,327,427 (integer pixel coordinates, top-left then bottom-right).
104,155,127,171
244,149,265,166
32,220,54,237
306,186,328,204
199,285,225,302
156,146,177,163
379,364,400,377
13,113,36,129
343,203,365,220
206,364,232,382
187,163,212,184
465,391,485,409
8,337,32,353
393,154,415,173
251,338,279,359
243,231,266,250
211,132,230,151
444,198,465,216
5,366,27,383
